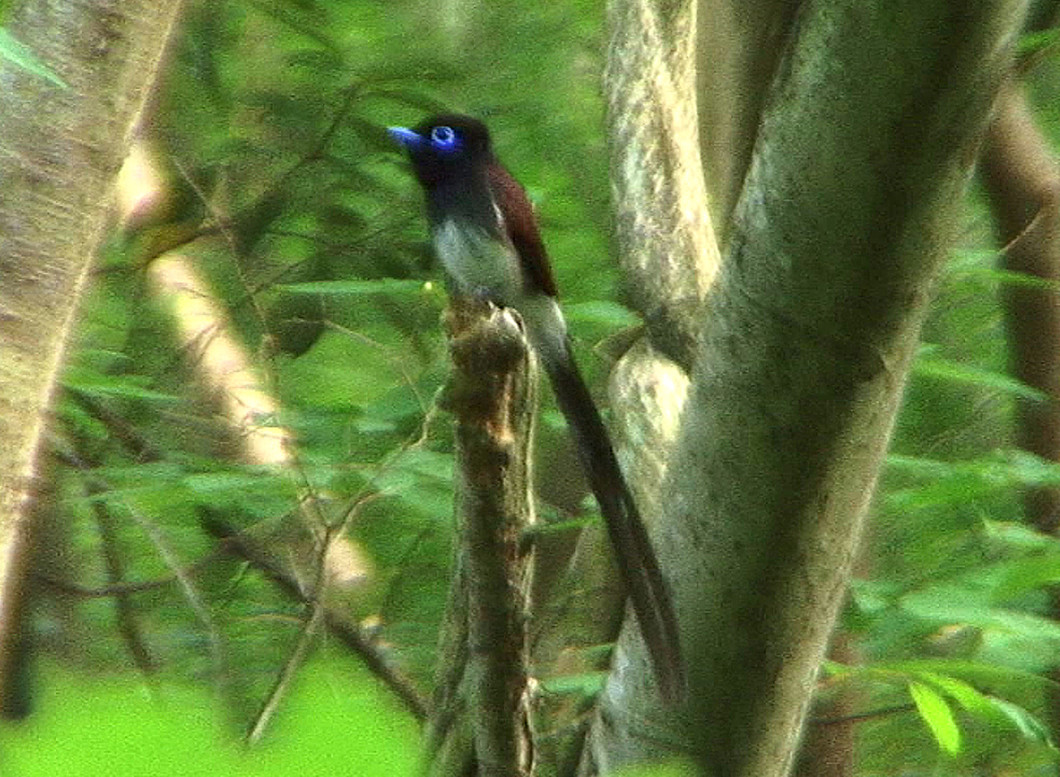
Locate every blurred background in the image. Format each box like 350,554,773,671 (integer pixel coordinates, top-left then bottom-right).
3,1,1060,775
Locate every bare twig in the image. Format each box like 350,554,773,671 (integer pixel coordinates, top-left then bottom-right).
90,495,157,675
811,703,916,727
246,602,325,745
435,301,537,777
205,516,428,721
53,444,229,701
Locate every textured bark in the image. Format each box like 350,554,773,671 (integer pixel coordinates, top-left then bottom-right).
590,2,1027,775
696,0,801,246
795,635,858,777
531,341,690,774
0,0,183,714
604,0,721,371
597,3,719,760
427,301,537,777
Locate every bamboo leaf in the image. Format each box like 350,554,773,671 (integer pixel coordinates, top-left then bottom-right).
909,681,961,754
913,356,1047,401
986,697,1054,746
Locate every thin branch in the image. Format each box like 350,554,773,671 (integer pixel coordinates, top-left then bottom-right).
34,549,222,598
90,495,157,675
244,489,376,744
204,517,428,721
67,392,163,462
811,703,916,727
246,602,325,745
52,444,229,701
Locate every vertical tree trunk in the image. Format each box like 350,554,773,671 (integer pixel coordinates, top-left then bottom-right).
590,2,1028,775
0,0,184,709
696,0,800,246
604,0,720,371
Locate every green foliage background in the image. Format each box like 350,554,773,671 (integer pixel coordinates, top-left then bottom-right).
4,1,1060,775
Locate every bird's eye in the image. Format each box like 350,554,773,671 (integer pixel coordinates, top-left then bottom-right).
430,125,459,152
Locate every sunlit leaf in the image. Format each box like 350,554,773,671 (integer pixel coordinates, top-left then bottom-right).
913,357,1047,401
909,681,961,754
909,671,992,714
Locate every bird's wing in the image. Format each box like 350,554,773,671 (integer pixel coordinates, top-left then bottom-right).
486,162,559,299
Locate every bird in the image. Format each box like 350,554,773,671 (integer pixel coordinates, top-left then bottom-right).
389,114,684,700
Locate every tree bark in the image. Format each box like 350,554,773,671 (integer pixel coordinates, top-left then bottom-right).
427,301,537,777
696,0,801,246
590,2,1028,775
0,0,184,712
604,0,720,371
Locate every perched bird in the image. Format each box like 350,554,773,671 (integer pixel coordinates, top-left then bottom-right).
389,114,683,700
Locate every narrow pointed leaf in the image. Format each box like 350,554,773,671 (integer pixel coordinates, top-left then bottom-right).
909,681,961,755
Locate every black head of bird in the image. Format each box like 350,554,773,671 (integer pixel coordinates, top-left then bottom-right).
388,114,495,190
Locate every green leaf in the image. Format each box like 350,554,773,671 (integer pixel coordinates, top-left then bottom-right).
981,519,1060,553
562,300,640,328
908,671,1053,747
539,671,607,696
870,659,1057,698
992,449,1060,488
1019,27,1060,56
986,696,1054,746
63,367,181,403
279,279,428,296
991,553,1060,602
949,265,1060,292
909,681,961,754
911,671,992,714
848,578,902,615
913,356,1047,401
885,451,1060,512
901,586,1060,644
0,28,67,87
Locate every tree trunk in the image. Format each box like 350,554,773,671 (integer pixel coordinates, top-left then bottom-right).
0,0,184,710
590,2,1028,775
604,0,720,371
696,0,800,247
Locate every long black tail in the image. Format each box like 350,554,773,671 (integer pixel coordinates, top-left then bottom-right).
542,343,684,701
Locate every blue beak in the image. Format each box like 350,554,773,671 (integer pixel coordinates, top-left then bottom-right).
387,126,424,150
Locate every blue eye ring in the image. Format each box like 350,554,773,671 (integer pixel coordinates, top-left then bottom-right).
430,125,459,152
